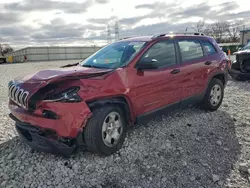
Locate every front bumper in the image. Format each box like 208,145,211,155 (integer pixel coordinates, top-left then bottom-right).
10,113,81,156
229,68,250,81
9,100,92,138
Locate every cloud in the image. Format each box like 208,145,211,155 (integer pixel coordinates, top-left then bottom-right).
134,1,243,24
170,2,211,18
30,18,106,40
1,0,249,48
0,26,30,36
169,1,241,21
217,1,240,12
120,2,180,26
135,2,170,10
231,10,250,18
120,22,194,37
119,15,146,25
95,0,109,4
0,12,22,25
4,0,93,13
87,17,116,25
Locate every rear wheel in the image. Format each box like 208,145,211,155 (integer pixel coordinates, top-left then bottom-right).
84,105,127,156
200,78,224,111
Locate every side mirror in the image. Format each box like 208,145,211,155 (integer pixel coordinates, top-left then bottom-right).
136,58,159,70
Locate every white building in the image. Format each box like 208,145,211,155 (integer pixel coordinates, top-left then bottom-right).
7,46,101,63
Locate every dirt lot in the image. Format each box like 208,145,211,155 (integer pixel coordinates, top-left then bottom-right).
0,61,250,188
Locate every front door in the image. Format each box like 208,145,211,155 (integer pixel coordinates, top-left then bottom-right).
129,40,183,116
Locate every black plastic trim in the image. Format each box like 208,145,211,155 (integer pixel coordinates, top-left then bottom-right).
136,101,180,124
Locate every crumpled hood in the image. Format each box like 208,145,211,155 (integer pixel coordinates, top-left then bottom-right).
9,65,113,109
234,49,250,55
15,65,113,83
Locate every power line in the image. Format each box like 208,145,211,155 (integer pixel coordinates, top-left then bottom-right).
114,21,119,41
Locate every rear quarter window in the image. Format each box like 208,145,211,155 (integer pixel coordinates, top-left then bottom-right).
201,40,217,55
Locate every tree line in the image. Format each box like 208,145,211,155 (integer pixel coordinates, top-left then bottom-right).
192,20,244,43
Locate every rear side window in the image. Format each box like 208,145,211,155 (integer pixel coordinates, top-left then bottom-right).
201,40,217,55
178,40,204,62
141,40,176,68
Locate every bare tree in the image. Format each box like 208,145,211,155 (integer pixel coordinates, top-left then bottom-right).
0,44,3,56
0,44,13,56
3,47,13,54
227,21,243,42
205,21,230,43
193,20,206,33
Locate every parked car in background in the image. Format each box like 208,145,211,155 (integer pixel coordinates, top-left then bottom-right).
229,42,250,81
8,33,230,156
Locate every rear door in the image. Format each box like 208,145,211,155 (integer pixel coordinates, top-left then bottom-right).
198,39,221,92
130,40,182,116
176,38,208,101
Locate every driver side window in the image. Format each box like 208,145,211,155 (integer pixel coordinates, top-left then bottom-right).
140,40,176,68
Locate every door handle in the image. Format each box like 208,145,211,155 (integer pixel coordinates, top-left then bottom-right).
171,69,180,74
205,61,212,65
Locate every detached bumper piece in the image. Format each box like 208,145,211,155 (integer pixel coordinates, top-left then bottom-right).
10,113,79,157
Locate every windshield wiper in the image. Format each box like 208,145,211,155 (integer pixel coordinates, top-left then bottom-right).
81,64,115,69
81,64,103,69
60,62,79,68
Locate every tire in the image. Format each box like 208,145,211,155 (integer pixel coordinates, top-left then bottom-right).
84,105,127,156
200,78,224,111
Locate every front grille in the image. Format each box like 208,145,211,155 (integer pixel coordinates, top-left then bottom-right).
8,82,29,109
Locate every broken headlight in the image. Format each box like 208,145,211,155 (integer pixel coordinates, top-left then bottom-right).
43,87,82,103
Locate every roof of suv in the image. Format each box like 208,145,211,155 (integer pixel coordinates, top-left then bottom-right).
119,34,213,42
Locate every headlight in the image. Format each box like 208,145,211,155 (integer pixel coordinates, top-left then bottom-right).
43,87,82,103
232,60,237,64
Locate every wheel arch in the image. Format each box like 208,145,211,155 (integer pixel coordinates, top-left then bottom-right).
202,72,227,98
212,73,226,86
86,95,135,124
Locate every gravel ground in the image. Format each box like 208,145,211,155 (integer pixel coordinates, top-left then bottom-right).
0,60,250,188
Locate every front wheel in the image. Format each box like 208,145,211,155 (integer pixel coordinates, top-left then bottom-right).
200,78,224,111
84,105,127,156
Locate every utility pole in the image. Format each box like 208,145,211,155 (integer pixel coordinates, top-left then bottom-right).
107,24,111,44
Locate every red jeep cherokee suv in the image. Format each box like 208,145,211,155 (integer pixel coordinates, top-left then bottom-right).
8,33,229,156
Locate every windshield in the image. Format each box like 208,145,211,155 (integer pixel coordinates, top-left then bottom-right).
242,42,250,50
80,41,146,69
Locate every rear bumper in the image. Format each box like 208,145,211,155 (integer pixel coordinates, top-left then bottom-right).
10,113,81,156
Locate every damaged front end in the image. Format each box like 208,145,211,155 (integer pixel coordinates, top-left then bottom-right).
8,66,113,156
229,44,250,81
8,80,92,156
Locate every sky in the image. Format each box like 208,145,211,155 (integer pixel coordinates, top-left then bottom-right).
0,0,249,49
